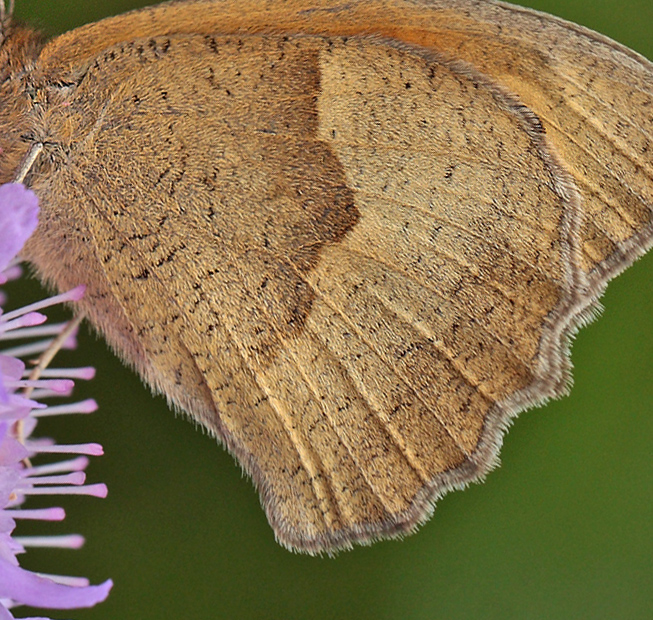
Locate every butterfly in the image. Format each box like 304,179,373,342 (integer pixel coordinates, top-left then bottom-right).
3,0,650,552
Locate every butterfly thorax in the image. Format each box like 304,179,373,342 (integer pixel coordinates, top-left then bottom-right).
0,22,45,184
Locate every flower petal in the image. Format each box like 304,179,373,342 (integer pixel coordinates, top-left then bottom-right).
0,556,112,609
0,184,39,274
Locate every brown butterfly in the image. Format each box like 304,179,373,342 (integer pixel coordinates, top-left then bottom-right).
2,0,650,553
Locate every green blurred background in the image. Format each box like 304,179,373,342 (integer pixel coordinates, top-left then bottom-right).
5,0,652,618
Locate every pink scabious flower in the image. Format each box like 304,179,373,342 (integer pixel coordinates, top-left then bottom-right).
0,183,112,618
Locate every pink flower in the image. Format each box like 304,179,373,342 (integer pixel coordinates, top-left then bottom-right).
0,183,111,618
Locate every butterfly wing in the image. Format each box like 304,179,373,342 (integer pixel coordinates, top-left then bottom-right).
24,31,583,551
21,0,652,552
